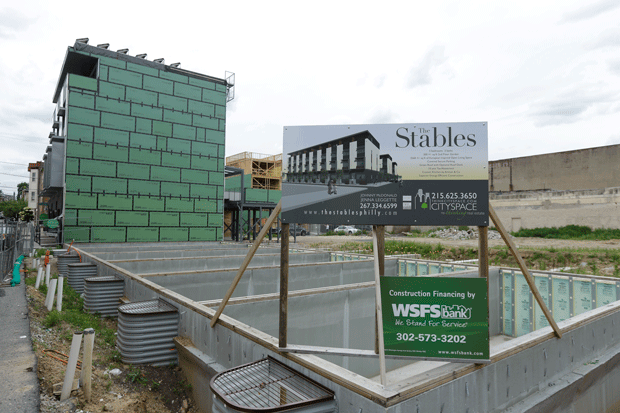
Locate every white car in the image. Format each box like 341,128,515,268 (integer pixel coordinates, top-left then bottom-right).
334,225,359,235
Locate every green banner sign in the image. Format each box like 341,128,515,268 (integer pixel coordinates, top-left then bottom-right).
380,276,489,361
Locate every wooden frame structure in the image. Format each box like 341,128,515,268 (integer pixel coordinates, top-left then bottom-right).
210,199,562,388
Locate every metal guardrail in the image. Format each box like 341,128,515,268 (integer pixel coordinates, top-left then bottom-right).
1,221,34,282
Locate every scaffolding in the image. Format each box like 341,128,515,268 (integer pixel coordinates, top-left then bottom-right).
226,152,282,190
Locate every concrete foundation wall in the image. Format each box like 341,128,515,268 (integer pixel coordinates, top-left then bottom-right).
111,252,333,274
93,246,281,261
491,188,620,231
73,243,620,413
489,144,620,192
149,260,397,302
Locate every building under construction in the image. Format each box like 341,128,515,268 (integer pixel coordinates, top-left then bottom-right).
224,152,282,241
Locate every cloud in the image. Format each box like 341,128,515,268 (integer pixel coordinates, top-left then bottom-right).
0,8,36,38
406,45,447,88
374,74,386,88
529,88,618,126
586,29,620,50
560,0,620,23
606,135,620,145
367,106,397,124
609,60,620,75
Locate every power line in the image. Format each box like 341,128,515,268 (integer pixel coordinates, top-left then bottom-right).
0,160,28,166
0,172,29,178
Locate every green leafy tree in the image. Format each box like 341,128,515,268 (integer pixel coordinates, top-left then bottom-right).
0,199,27,219
17,182,28,199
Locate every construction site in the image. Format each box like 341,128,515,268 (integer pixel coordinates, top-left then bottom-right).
36,232,615,413
5,37,620,413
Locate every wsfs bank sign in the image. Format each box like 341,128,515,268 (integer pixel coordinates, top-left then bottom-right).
381,277,489,361
281,122,488,227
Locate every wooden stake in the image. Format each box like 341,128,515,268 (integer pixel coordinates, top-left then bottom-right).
211,200,282,327
374,225,385,354
478,226,489,278
81,328,95,402
489,204,562,338
372,225,387,386
279,223,289,348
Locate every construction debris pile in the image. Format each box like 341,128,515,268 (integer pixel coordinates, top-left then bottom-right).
428,227,505,240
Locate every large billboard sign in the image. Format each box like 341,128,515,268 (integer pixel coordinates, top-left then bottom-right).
281,122,488,226
380,276,490,361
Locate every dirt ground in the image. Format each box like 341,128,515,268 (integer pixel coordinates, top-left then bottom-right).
24,264,198,413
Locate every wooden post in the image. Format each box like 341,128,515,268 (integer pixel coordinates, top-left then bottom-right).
211,200,282,327
81,328,95,402
374,225,385,354
489,204,562,338
60,331,83,401
279,223,290,348
478,226,489,278
372,225,387,386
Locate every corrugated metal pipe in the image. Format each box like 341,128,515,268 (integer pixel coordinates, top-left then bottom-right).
67,263,97,294
83,276,124,317
116,299,179,366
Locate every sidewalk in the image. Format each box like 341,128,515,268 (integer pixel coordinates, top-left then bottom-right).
0,269,40,413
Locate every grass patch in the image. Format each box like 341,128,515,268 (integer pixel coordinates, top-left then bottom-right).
512,225,620,240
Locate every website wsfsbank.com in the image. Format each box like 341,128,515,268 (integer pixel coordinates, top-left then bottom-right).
438,350,484,356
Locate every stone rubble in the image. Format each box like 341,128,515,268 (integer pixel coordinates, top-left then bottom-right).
428,227,506,240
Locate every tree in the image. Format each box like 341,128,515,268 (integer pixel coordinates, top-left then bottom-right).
17,182,28,200
0,199,27,219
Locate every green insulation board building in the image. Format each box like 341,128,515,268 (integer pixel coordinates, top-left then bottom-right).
52,42,228,243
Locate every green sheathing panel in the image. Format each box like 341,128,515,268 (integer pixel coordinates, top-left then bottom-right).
189,227,216,241
64,227,90,242
127,227,160,242
91,227,126,243
68,74,97,91
64,58,226,242
160,227,188,242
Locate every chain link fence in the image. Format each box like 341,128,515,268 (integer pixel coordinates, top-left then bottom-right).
1,221,35,283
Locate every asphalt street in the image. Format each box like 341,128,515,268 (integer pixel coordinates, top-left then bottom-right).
0,273,40,413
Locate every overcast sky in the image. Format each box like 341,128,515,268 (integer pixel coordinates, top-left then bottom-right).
0,0,619,194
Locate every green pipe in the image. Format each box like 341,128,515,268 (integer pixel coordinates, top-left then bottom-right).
11,255,24,286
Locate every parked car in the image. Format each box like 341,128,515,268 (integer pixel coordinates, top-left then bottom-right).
334,225,359,235
270,226,308,236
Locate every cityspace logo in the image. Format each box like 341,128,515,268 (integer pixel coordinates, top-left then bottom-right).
392,304,472,319
415,188,431,210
